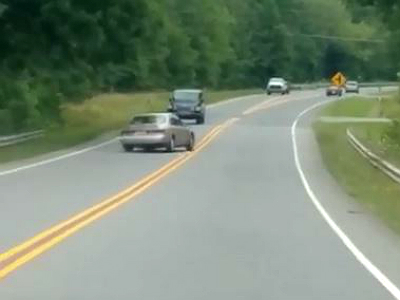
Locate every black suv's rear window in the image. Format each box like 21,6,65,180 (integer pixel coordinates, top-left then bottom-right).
174,91,200,102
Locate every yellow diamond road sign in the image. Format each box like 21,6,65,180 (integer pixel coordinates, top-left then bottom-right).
331,72,346,86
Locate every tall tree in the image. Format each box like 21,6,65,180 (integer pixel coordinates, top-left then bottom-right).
0,0,394,132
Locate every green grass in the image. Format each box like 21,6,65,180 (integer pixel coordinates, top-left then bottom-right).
349,94,400,163
0,89,262,164
314,122,400,233
319,94,400,161
321,96,379,118
381,97,400,119
314,93,400,233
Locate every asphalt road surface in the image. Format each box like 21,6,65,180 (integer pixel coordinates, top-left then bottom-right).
1,89,400,299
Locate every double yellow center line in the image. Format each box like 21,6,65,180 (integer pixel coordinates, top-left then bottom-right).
0,118,239,280
0,91,310,280
242,92,318,116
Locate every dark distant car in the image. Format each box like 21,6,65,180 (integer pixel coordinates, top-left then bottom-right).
168,89,206,124
345,81,360,93
120,113,195,152
326,85,343,97
266,78,290,95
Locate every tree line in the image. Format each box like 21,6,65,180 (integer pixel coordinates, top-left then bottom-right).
347,0,400,71
0,0,397,133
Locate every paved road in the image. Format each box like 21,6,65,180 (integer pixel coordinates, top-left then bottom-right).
0,89,399,299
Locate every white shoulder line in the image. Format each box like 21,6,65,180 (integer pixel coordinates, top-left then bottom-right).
0,138,117,177
291,100,400,300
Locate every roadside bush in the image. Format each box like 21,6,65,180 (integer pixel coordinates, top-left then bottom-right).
383,120,400,149
57,68,94,102
33,80,62,124
0,76,51,132
0,109,13,135
0,77,34,130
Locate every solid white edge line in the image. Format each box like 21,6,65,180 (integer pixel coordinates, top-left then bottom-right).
291,100,400,300
0,138,117,177
0,94,264,177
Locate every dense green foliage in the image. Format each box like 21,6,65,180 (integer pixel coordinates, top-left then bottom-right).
0,0,397,133
347,0,400,72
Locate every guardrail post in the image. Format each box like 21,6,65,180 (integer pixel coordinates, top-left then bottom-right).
377,84,383,117
378,95,383,117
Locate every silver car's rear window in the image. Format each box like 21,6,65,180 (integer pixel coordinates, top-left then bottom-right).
130,115,167,125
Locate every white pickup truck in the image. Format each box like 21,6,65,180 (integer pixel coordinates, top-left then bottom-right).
266,78,290,95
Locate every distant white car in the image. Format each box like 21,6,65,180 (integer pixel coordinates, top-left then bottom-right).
266,78,290,95
345,81,360,93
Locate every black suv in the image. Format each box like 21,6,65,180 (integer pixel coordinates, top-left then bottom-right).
168,89,206,124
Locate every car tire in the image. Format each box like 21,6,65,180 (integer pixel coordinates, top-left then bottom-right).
123,144,133,152
197,116,205,124
143,146,154,152
166,137,175,152
186,134,195,152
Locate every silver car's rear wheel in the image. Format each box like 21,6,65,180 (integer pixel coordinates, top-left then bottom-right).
186,134,195,152
143,146,154,152
166,137,175,152
123,144,134,152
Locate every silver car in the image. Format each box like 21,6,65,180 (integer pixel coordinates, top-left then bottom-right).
120,113,195,152
326,85,343,97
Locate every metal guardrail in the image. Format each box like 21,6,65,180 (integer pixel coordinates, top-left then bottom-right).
0,130,44,148
291,83,328,90
291,81,399,91
359,82,399,88
347,129,400,184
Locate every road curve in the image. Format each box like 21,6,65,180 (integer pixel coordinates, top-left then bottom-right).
0,90,399,299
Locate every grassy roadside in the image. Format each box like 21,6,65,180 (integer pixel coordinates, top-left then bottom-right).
321,96,378,117
314,94,400,233
0,89,261,164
